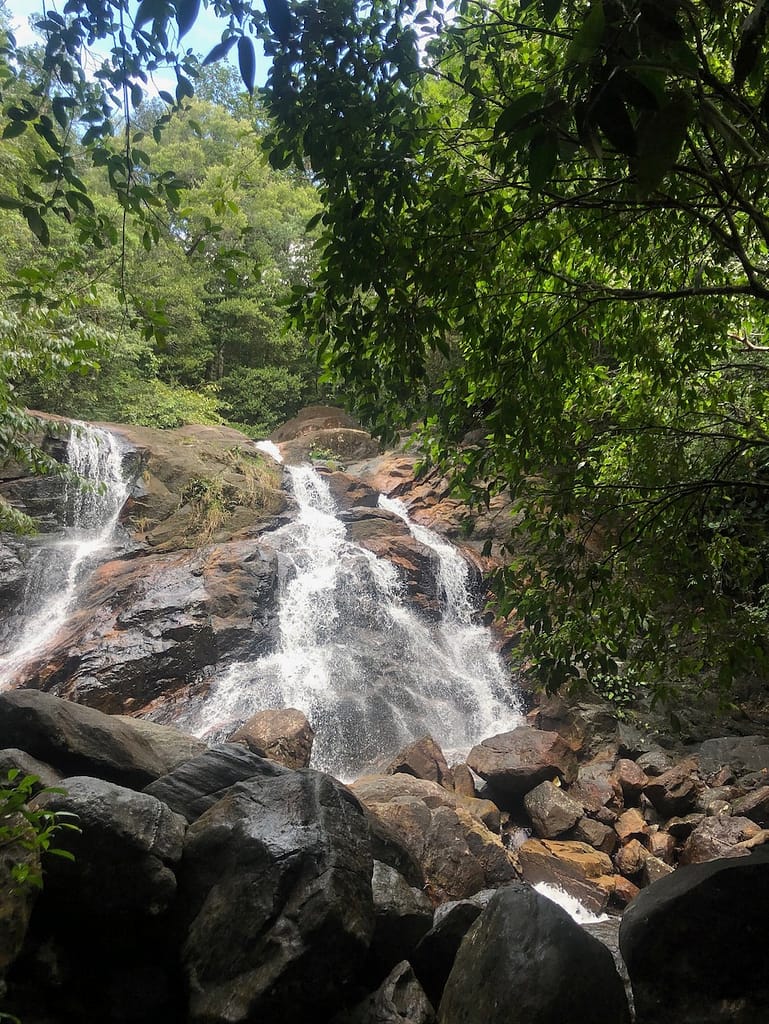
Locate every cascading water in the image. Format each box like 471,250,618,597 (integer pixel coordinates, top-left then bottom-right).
184,463,522,779
0,423,129,686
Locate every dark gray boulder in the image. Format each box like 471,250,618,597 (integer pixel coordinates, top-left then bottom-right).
524,780,583,838
438,884,630,1024
35,775,186,917
335,961,437,1024
369,861,433,978
0,689,198,789
143,742,289,821
410,897,489,1008
698,736,769,779
180,768,374,1023
466,728,578,803
620,846,769,1023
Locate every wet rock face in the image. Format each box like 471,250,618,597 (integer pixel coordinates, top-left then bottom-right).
13,540,280,715
179,769,374,1024
228,707,315,769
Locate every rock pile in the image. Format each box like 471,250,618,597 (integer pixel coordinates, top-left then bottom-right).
2,689,769,1023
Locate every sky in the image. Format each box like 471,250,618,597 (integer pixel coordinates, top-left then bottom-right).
5,0,272,92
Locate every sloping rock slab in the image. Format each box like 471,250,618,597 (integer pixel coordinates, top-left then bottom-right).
517,839,614,916
0,690,197,789
143,743,289,822
620,846,769,1023
439,884,630,1023
180,769,374,1024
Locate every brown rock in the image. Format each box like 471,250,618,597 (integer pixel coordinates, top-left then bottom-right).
452,763,477,799
318,470,380,510
517,839,614,916
636,750,673,777
466,727,578,802
695,786,738,816
648,830,676,864
615,839,647,879
524,781,583,839
228,708,315,769
731,785,769,827
679,816,762,865
571,761,623,816
611,875,641,907
351,774,513,902
612,758,649,801
531,694,621,759
573,817,618,856
386,735,454,791
615,808,648,844
644,766,699,817
270,405,362,442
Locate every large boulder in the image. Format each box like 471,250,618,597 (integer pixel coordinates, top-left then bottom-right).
466,728,578,803
228,707,315,769
351,775,514,901
438,884,630,1023
524,780,583,838
0,690,201,789
698,736,769,780
619,846,769,1023
143,743,289,822
15,540,280,714
385,735,454,790
410,897,490,1008
180,769,374,1024
35,775,187,917
679,816,762,865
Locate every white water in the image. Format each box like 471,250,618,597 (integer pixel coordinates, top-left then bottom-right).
0,423,128,686
534,882,610,925
184,464,522,778
254,439,283,464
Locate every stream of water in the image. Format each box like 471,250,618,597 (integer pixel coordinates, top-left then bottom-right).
184,464,522,778
0,423,128,687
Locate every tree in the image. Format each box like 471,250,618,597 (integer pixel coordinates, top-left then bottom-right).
255,0,769,702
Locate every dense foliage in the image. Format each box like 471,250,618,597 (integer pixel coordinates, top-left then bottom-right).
4,0,769,704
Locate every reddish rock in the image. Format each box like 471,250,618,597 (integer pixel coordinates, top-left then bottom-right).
695,786,739,816
644,766,700,817
612,758,649,801
679,816,762,865
573,817,618,856
615,808,648,844
524,781,583,839
386,735,454,791
664,813,705,841
648,830,676,864
270,405,362,442
517,839,614,916
317,470,380,510
466,727,578,803
228,708,315,769
636,750,673,777
611,876,641,907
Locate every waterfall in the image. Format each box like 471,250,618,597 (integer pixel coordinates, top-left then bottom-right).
185,464,522,779
0,423,128,686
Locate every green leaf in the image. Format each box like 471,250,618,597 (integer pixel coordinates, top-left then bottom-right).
23,207,50,246
528,131,558,192
176,0,200,39
134,0,168,30
202,36,238,66
494,91,542,135
0,194,22,210
566,1,605,63
238,36,256,95
2,120,27,139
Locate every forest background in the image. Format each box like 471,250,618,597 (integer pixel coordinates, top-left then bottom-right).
3,0,769,718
